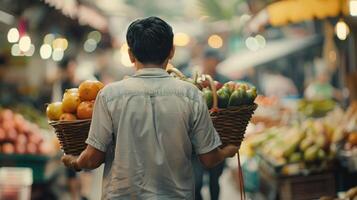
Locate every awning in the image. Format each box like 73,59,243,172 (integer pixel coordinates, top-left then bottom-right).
218,35,322,77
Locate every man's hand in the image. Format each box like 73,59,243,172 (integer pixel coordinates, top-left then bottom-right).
61,155,81,171
61,145,105,171
198,144,239,168
221,144,239,158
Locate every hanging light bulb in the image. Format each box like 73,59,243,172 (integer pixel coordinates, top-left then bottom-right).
335,19,350,40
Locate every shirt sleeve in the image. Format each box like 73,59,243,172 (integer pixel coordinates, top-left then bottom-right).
85,91,113,152
190,94,222,155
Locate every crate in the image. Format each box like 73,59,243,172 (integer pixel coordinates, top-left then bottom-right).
0,167,33,200
259,161,336,200
279,173,335,200
0,154,49,183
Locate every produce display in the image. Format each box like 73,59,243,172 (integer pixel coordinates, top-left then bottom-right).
46,80,104,121
320,186,357,200
298,99,335,118
202,81,257,109
249,120,337,175
0,109,50,155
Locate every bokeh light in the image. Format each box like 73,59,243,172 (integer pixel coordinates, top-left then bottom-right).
11,44,20,56
44,34,55,44
19,35,31,52
88,31,102,43
245,37,259,51
52,38,68,51
255,35,266,48
208,34,223,49
7,28,19,43
52,48,64,61
335,19,350,40
174,32,190,47
24,44,35,56
83,39,97,53
40,44,52,59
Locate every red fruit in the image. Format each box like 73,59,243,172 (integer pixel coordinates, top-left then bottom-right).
26,143,38,154
15,143,26,154
6,129,17,142
2,120,16,132
2,143,15,154
0,128,5,141
214,81,223,90
1,109,14,121
16,134,27,144
28,133,43,145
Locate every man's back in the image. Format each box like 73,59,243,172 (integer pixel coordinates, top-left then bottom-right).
86,68,221,199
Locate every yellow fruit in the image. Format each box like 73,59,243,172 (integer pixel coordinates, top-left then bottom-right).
46,102,63,121
62,92,80,113
78,80,104,101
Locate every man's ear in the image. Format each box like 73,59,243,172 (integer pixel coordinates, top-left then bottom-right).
168,46,175,60
128,49,135,63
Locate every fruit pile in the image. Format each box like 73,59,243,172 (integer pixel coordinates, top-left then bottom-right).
245,119,340,175
202,81,257,109
0,109,49,155
46,80,104,121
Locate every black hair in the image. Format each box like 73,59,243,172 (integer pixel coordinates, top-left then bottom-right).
126,16,174,65
58,56,76,70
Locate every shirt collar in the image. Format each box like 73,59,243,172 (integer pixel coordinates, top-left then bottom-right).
132,67,171,78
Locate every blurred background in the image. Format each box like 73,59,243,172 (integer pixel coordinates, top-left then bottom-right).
0,0,357,199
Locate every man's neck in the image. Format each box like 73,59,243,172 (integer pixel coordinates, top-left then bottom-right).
135,63,166,71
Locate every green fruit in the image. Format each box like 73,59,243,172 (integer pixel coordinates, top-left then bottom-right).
289,152,303,163
221,85,232,95
224,81,236,93
217,89,230,108
228,90,241,107
246,87,257,104
238,88,248,105
304,145,319,162
202,88,213,109
317,149,326,160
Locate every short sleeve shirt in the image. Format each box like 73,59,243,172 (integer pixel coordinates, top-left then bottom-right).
86,68,221,200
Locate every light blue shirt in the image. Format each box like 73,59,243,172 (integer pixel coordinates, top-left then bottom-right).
86,68,221,199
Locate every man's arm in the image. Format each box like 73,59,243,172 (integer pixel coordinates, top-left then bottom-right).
62,145,105,171
198,145,238,168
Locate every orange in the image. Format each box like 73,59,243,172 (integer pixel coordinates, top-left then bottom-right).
59,113,77,121
77,101,94,119
46,102,63,121
62,92,80,113
78,80,104,101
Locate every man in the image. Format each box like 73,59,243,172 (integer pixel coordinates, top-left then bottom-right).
62,16,238,199
192,48,230,200
202,48,230,84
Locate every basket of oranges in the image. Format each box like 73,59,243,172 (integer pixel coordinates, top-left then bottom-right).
47,80,104,156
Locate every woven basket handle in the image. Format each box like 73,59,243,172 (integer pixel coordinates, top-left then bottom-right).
167,68,186,79
202,74,218,111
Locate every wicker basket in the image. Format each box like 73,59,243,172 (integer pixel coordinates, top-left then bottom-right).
167,67,257,147
49,119,91,156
